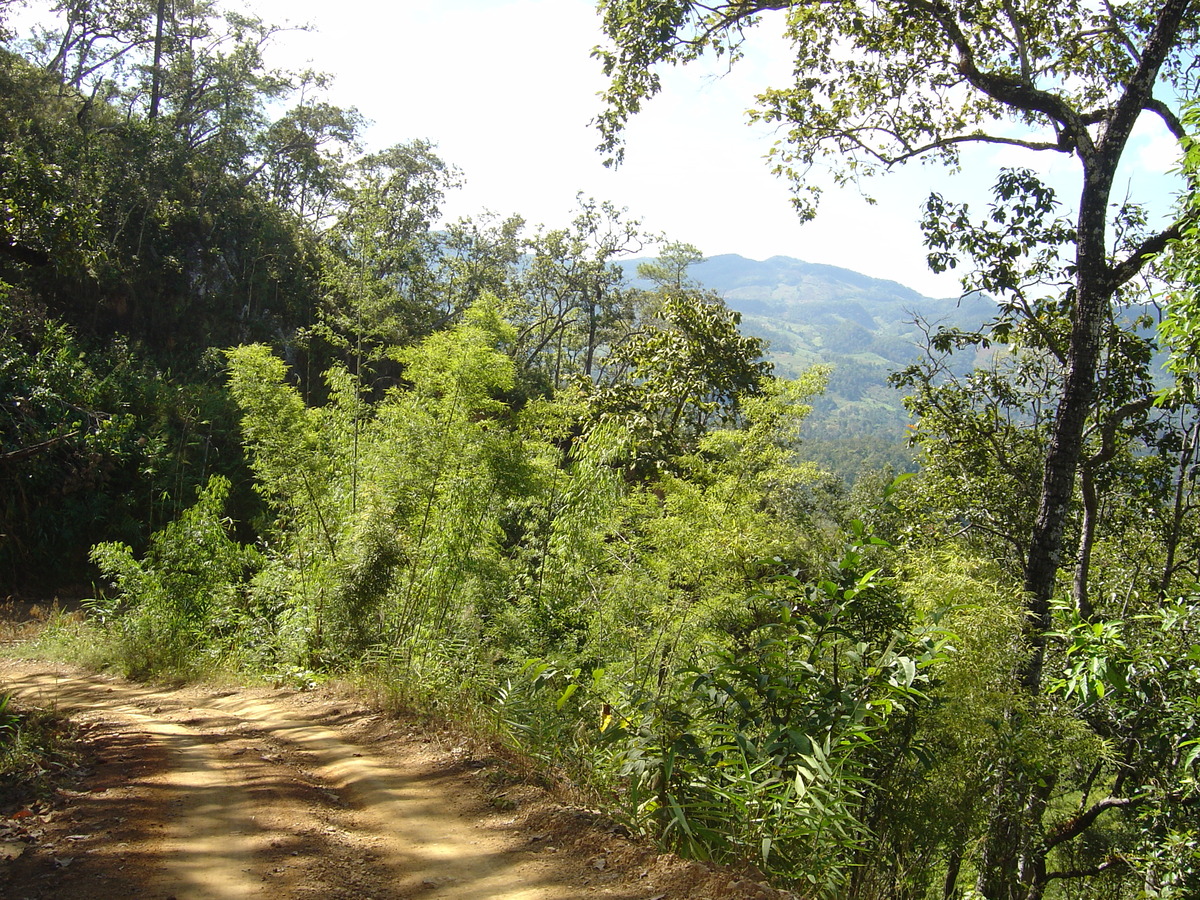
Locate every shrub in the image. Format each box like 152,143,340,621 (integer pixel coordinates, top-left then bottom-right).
89,475,261,677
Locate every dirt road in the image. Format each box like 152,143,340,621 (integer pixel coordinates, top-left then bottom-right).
0,658,784,900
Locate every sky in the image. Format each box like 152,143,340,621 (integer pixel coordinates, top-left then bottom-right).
245,0,978,296
18,0,1187,298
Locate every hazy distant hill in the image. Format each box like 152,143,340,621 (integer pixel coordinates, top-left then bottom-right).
623,253,997,479
689,254,926,313
623,254,993,371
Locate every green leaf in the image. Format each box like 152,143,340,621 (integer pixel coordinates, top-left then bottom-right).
555,683,579,710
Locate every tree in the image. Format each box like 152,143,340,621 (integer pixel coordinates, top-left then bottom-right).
0,1,16,41
586,286,771,476
27,0,158,94
312,140,460,388
595,0,1195,680
510,196,646,390
435,212,527,323
3,2,337,357
635,239,704,292
22,0,291,156
594,3,1200,897
899,168,1175,617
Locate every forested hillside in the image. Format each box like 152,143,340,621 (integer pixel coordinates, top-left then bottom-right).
626,253,1002,477
3,1,1200,899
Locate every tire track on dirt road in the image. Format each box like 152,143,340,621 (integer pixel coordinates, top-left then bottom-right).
1,658,789,900
0,660,633,899
2,664,261,899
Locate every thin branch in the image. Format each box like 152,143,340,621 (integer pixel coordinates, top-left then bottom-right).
1010,290,1068,364
1101,0,1143,65
910,0,1089,151
1109,215,1192,289
1084,395,1156,469
1001,0,1032,82
1045,856,1130,882
887,132,1064,167
0,431,81,464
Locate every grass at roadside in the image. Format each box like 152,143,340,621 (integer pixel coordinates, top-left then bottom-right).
0,690,84,813
0,602,93,813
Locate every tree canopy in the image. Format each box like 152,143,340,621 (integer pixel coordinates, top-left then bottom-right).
594,0,1195,671
595,2,1200,897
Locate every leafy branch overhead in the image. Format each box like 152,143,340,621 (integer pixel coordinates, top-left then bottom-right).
595,0,1193,229
594,0,1194,657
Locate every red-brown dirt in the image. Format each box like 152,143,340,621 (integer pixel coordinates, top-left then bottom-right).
0,653,793,900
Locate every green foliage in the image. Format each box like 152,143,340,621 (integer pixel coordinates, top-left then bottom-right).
3,3,1193,896
585,533,945,895
1,5,330,363
1162,104,1200,394
312,140,460,383
594,1,1197,216
587,291,772,476
7,4,1196,896
0,692,15,745
227,297,560,666
596,10,1198,892
89,475,261,677
225,343,327,516
0,692,82,807
217,284,880,892
1042,599,1200,896
0,297,249,590
508,196,645,391
1048,604,1131,704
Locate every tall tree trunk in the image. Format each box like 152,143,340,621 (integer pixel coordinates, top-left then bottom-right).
1072,461,1098,619
992,8,1193,898
149,0,168,121
1018,0,1188,680
582,282,599,379
1021,195,1110,690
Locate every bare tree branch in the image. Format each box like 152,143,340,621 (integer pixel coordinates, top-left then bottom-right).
0,432,81,465
1145,97,1186,139
887,132,1065,167
1045,796,1136,850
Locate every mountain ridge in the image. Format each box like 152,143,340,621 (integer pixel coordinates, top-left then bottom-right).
621,252,997,478
692,253,930,306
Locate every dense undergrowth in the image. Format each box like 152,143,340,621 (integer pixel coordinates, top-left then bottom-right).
50,297,1198,898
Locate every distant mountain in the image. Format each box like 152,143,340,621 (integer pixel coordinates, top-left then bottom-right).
622,253,998,479
687,254,927,312
624,253,992,368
